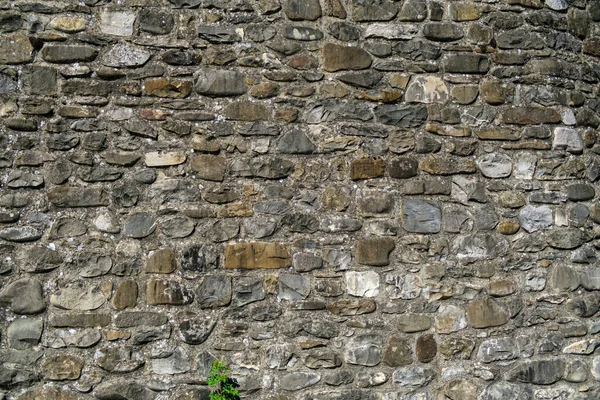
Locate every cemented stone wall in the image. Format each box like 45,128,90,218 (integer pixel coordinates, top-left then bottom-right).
0,0,600,398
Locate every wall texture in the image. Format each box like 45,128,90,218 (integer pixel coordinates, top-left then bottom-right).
1,0,600,399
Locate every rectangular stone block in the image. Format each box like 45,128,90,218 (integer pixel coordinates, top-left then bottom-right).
224,242,292,269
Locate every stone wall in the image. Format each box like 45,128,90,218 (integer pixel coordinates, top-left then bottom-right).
0,0,600,398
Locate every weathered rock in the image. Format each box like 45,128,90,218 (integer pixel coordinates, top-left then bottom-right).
51,282,106,311
103,43,151,68
123,213,157,238
327,299,376,316
466,298,509,328
424,23,464,42
507,359,565,384
355,238,395,266
146,280,193,305
42,355,83,381
405,76,449,103
403,200,441,233
322,43,372,72
7,319,43,350
41,45,98,63
375,104,428,128
284,0,322,20
345,334,383,366
95,347,145,373
477,153,512,178
436,304,467,334
280,372,321,391
0,34,34,64
0,278,45,314
194,69,247,97
99,10,136,36
196,276,232,307
224,242,292,269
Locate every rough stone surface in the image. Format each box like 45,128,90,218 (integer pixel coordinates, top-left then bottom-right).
0,2,595,398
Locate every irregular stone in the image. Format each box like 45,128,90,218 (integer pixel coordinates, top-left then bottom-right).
224,242,292,269
350,158,385,180
566,184,595,202
507,359,565,384
284,0,322,20
403,199,441,233
41,44,98,63
197,275,232,308
152,347,190,375
224,101,269,121
365,23,418,39
48,187,108,207
103,43,151,68
112,280,138,310
477,153,512,178
416,334,437,363
143,78,191,99
278,274,311,300
420,156,477,175
0,34,33,64
198,26,241,43
405,76,448,103
322,43,372,72
95,381,157,400
388,157,418,179
42,355,83,381
353,2,398,21
423,23,464,42
503,107,561,125
382,335,412,367
345,271,379,297
7,319,43,350
280,372,321,391
546,229,585,250
146,280,193,305
177,312,216,344
283,25,324,41
355,237,395,266
99,10,136,36
443,54,489,73
194,69,247,97
50,282,106,311
392,365,435,388
49,313,111,327
477,337,519,363
139,9,174,34
95,347,145,373
466,298,509,328
277,129,316,154
327,299,376,316
146,248,177,274
397,314,432,333
480,382,531,400
435,304,467,334
345,334,383,366
123,213,156,238
519,205,553,233
46,329,101,349
0,227,42,243
375,104,428,128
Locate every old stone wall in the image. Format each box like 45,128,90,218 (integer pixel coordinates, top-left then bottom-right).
0,0,600,398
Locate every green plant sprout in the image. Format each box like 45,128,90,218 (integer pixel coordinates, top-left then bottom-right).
207,360,240,400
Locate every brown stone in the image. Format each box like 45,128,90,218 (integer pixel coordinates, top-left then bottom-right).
288,54,318,70
219,202,253,217
480,80,507,105
224,242,292,269
501,140,551,150
42,355,84,381
322,43,372,72
105,330,131,341
327,299,376,316
416,334,437,363
191,155,227,182
324,0,347,18
144,78,191,98
144,151,187,167
224,101,270,121
419,156,477,175
507,0,543,8
398,314,432,333
16,386,85,400
488,279,516,297
112,280,138,310
466,298,509,328
146,280,193,305
0,34,34,64
497,220,520,235
249,82,279,99
503,107,561,125
350,158,386,180
583,38,600,57
449,3,480,21
355,237,395,266
48,187,109,207
426,123,471,137
383,335,413,367
475,129,521,141
146,248,177,274
451,85,479,105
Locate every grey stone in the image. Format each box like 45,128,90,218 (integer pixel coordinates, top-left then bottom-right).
7,319,43,350
197,26,241,43
553,127,584,153
95,347,145,373
404,76,449,103
353,2,398,22
278,274,311,300
196,275,232,308
477,153,512,178
546,229,585,250
177,313,216,344
519,205,553,233
123,213,157,238
152,347,190,375
403,199,441,233
95,381,157,400
280,372,321,391
103,43,151,68
284,0,322,20
50,282,106,311
507,359,565,384
277,129,316,154
22,66,57,95
194,69,247,97
480,382,531,400
365,23,418,39
161,217,195,238
0,278,45,314
320,217,362,233
99,10,136,36
0,227,42,243
375,104,428,127
46,329,102,349
41,45,98,63
392,366,435,388
329,22,361,41
181,245,219,273
443,54,490,74
477,337,519,363
566,184,595,201
139,9,174,35
399,0,427,21
283,25,323,41
293,253,323,272
233,278,265,306
423,23,464,42
345,334,383,366
338,71,383,88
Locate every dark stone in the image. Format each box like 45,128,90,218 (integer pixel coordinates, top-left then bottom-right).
139,9,174,34
375,104,428,127
423,23,464,42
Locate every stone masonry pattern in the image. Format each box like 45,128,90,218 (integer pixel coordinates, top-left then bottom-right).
1,0,600,399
